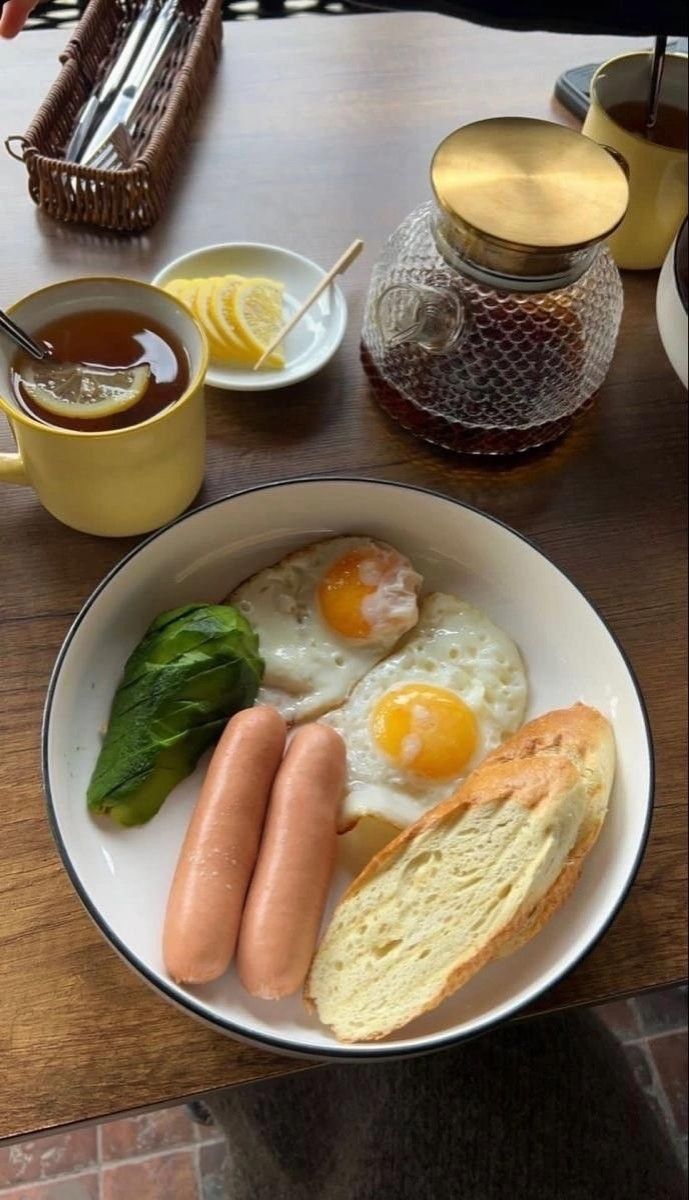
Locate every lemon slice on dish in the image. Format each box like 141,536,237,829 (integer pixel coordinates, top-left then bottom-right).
165,275,255,367
210,276,262,367
162,278,189,302
167,276,236,363
163,273,287,370
167,278,201,311
21,360,151,420
230,277,285,368
188,275,228,361
195,276,253,365
193,276,223,339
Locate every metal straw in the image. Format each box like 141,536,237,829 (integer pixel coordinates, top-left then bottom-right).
0,309,49,361
645,35,668,133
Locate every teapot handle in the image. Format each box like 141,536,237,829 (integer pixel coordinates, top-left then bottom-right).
373,282,467,355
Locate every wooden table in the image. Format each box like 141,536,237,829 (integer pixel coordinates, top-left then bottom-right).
1,12,687,1144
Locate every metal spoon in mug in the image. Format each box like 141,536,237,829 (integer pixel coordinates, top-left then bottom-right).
0,308,50,360
645,35,668,134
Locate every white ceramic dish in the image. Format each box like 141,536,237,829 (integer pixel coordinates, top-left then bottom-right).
152,243,348,391
43,479,653,1059
656,219,688,389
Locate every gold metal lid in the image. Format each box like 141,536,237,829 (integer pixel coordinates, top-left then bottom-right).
431,117,629,254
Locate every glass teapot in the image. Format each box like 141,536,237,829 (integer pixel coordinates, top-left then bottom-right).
361,118,630,455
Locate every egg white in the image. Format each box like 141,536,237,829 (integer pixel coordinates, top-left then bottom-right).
228,536,422,723
320,592,528,830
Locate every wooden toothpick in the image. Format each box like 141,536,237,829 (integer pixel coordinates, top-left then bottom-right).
253,238,364,370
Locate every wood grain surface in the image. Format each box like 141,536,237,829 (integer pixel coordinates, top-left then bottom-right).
0,13,687,1142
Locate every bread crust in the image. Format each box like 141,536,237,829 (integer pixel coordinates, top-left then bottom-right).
490,704,615,957
305,704,615,1041
481,702,615,854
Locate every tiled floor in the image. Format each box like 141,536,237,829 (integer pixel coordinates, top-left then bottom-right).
596,985,688,1171
2,985,686,1198
0,1111,225,1200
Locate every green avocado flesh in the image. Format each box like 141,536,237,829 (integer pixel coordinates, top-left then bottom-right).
86,604,263,826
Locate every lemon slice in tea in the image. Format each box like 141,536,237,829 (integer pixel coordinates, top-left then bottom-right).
21,360,151,420
231,277,286,368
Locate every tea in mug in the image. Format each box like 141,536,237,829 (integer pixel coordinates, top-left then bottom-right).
12,309,190,432
606,100,688,149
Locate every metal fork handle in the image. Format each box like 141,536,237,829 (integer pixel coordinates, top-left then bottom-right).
0,311,49,360
90,146,120,171
89,135,124,170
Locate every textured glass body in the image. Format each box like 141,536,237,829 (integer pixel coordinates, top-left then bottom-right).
362,203,624,454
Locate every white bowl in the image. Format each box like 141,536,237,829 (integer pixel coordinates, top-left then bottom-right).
152,243,348,391
656,219,688,389
43,479,653,1060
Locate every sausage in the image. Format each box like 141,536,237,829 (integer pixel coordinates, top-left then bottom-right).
236,723,346,999
163,705,287,984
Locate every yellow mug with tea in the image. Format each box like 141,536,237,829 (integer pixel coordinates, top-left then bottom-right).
583,51,688,270
0,278,208,536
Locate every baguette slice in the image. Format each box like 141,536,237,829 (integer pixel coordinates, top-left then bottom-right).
305,755,587,1042
305,703,614,1044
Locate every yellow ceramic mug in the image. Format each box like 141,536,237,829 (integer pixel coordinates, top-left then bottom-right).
583,51,688,270
0,277,208,537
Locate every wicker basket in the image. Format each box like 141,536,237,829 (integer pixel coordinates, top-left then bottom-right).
6,0,222,232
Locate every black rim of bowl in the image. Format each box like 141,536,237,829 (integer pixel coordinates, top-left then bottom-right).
42,476,655,1061
674,218,688,315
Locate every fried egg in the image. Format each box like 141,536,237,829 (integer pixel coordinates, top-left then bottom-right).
321,592,527,830
229,536,422,722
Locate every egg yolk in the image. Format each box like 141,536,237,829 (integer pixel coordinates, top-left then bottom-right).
317,549,379,639
370,683,477,779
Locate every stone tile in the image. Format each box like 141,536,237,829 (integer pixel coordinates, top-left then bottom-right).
0,1173,100,1200
101,1149,199,1200
593,998,640,1041
633,986,688,1037
0,1131,98,1188
100,1107,196,1162
199,1140,228,1200
190,1103,220,1143
193,1126,223,1146
194,1128,224,1147
622,1041,668,1129
648,1031,688,1136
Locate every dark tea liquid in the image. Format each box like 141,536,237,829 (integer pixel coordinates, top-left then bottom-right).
606,100,688,149
360,344,582,455
12,309,190,432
